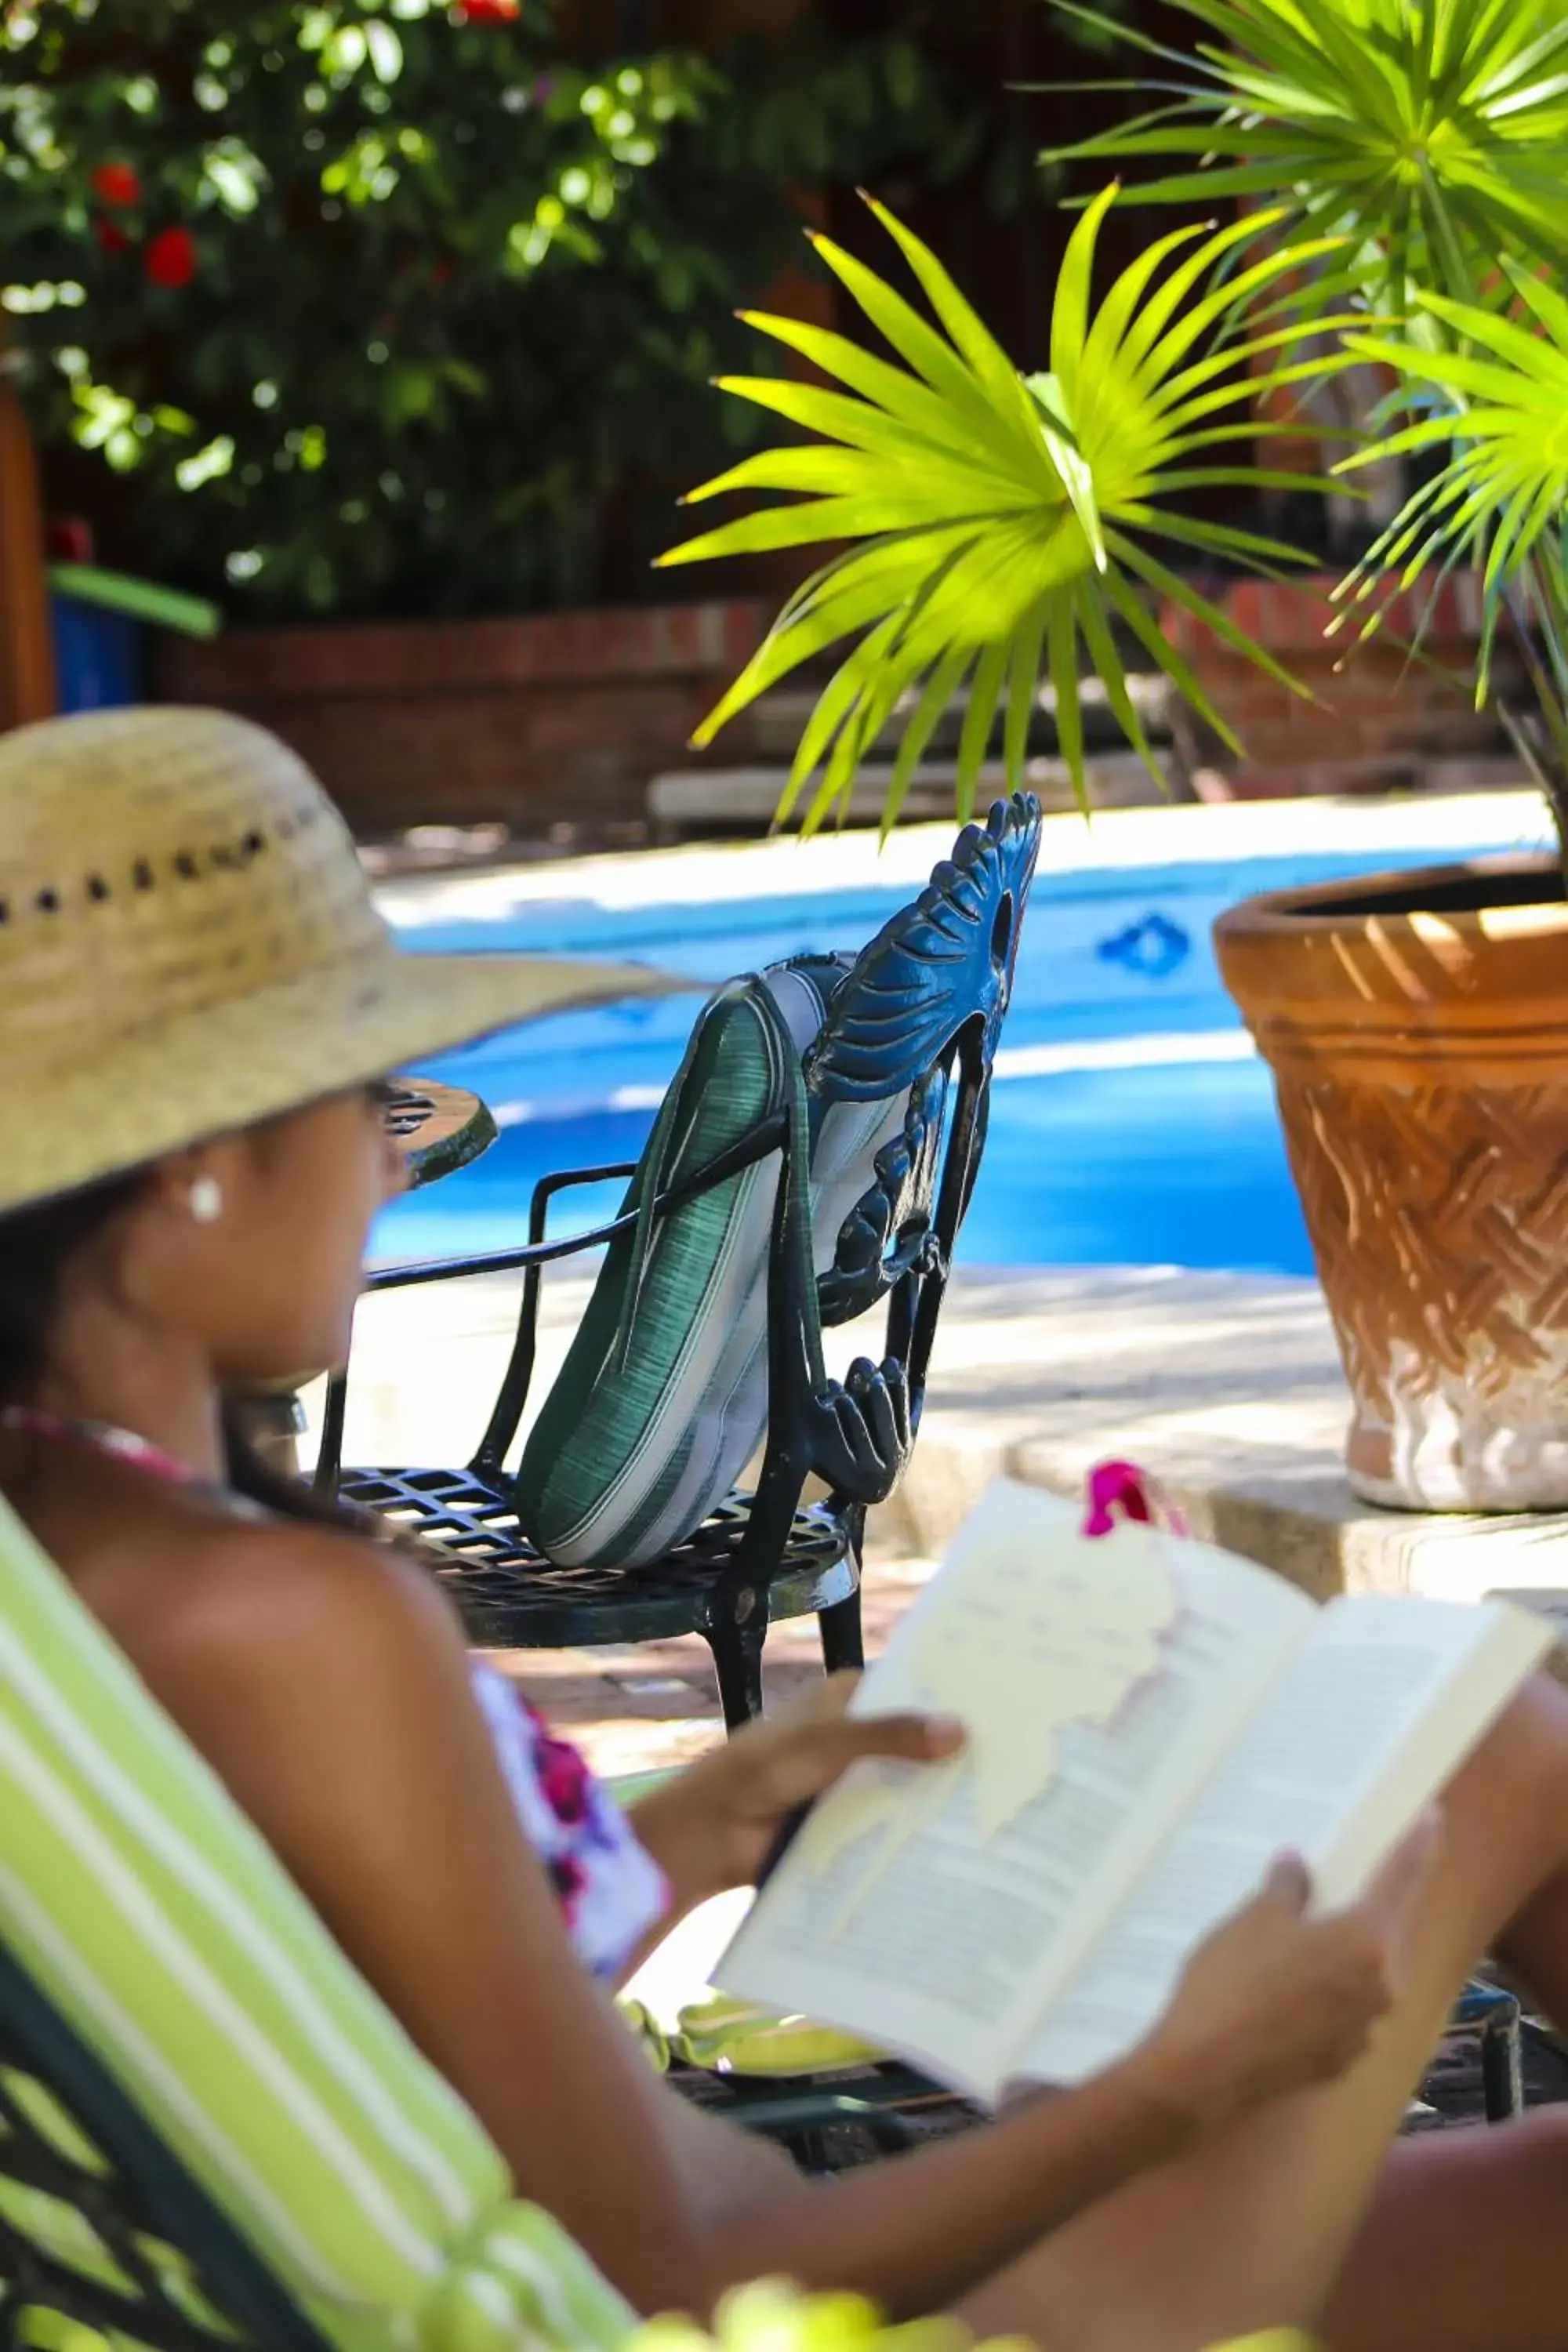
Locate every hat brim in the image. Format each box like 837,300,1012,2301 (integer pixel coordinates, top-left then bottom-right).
0,948,689,1218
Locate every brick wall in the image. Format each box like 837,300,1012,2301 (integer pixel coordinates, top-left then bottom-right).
156,597,769,840
1160,571,1514,798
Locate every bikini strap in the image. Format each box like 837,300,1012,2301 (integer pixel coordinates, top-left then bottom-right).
0,1403,262,1518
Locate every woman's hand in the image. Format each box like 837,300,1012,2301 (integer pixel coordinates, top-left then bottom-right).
628,1673,964,1916
1127,1809,1443,2137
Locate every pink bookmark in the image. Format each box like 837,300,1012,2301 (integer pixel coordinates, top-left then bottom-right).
1081,1458,1189,1540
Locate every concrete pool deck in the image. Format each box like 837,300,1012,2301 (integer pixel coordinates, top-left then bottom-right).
376,784,1552,938
314,1258,1568,1773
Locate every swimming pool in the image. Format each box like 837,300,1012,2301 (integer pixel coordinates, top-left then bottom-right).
372,793,1550,1279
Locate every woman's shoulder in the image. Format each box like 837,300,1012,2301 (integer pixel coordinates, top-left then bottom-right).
116,1494,466,1719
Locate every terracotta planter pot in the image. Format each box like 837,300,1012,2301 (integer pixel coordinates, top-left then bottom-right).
1215,853,1568,1511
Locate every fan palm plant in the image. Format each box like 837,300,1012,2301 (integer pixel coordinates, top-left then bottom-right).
1036,0,1568,315
702,0,1568,1516
1333,270,1568,846
1033,0,1568,867
658,187,1352,833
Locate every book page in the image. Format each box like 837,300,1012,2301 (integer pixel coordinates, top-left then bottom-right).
718,1482,1312,2104
1308,1597,1550,1904
1021,1593,1552,2089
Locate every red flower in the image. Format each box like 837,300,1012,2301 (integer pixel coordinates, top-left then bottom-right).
145,227,197,288
46,517,94,563
430,257,455,287
95,219,131,254
90,161,142,209
454,0,520,20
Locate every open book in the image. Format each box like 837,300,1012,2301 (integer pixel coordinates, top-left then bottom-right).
717,1478,1552,2108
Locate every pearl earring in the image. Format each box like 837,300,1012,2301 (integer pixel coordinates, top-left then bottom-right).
188,1174,223,1225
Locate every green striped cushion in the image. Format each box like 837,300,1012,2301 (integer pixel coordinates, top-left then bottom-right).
0,1490,637,2352
514,960,849,1571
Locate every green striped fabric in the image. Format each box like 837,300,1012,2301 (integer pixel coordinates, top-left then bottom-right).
0,1490,637,2352
514,960,850,1571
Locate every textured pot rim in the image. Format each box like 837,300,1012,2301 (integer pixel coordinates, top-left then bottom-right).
1214,848,1566,942
1214,846,1568,1078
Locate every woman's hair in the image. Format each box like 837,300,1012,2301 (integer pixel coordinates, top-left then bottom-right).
0,1171,365,1532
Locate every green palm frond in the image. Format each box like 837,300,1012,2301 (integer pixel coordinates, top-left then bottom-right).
1335,270,1568,740
658,189,1352,836
1036,0,1568,313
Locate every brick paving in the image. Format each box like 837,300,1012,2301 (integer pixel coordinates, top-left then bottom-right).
480,1545,936,1779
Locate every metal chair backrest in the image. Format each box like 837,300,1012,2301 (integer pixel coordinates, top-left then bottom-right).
810,789,1040,1413
732,792,1040,1550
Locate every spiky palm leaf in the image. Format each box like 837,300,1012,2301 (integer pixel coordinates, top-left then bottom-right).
658,189,1352,835
1335,270,1568,804
1036,0,1568,314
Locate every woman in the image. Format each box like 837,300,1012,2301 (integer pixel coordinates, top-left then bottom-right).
4,706,1568,2352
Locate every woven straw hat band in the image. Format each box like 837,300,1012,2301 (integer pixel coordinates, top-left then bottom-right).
0,706,684,1216
0,708,387,1082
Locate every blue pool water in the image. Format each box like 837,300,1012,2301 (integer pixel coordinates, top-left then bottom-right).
374,816,1540,1278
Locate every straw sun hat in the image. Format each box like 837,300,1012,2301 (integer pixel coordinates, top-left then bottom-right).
0,706,683,1218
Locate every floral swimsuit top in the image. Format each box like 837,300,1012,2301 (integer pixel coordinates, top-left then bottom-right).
467,1661,666,1980
1,1408,670,1985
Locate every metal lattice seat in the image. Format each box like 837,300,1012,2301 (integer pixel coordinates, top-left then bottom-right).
320,797,1044,1724
338,1475,855,1651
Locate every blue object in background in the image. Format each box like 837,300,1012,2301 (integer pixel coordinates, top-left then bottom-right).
50,593,143,713
1094,910,1192,980
45,564,221,714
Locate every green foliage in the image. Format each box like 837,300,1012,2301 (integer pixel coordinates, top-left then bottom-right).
670,0,1568,837
660,190,1352,833
630,2275,1308,2352
0,0,993,619
1030,0,1568,856
1034,0,1568,314
1337,273,1568,816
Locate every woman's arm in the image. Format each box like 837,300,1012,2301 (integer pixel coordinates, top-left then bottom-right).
626,1675,964,1928
132,1519,1422,2324
646,1843,1419,2318
616,1674,964,1976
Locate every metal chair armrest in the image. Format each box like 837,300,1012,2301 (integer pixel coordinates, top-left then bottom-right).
363,1162,642,1295
320,1116,789,1492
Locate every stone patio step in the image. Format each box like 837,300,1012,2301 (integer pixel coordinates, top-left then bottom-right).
889,1264,1568,1617
648,749,1185,832
742,673,1175,763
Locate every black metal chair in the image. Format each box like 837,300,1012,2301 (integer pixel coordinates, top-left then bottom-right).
668,1980,1533,2173
316,795,1043,1726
